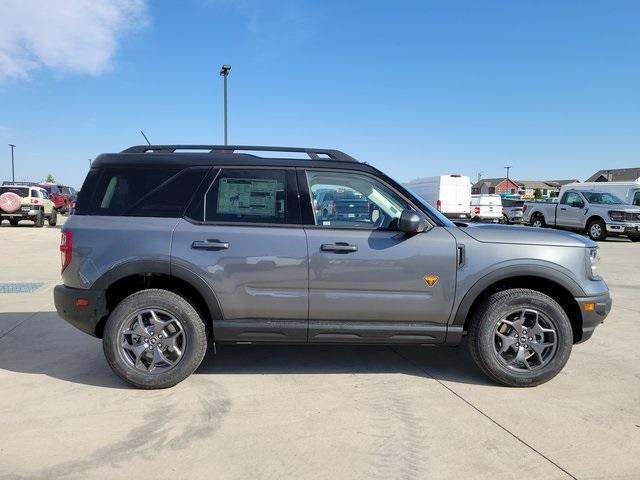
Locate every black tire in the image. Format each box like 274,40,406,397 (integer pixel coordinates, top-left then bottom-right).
586,218,607,241
468,288,573,387
628,234,640,242
33,209,44,227
9,218,19,226
530,214,546,228
48,209,57,226
502,215,510,225
103,289,208,389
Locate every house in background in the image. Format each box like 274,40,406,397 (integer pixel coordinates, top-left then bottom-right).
586,168,640,182
472,178,520,195
472,178,571,198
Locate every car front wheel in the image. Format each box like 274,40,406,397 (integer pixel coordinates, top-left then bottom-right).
103,289,208,389
468,288,573,387
587,218,607,241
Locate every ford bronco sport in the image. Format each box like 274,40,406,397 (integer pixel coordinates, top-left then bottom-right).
54,145,611,389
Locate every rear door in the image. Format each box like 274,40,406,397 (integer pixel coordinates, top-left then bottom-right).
300,168,457,344
172,167,308,342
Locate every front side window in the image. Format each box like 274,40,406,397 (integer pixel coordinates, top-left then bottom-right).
633,191,640,206
306,170,408,229
562,192,583,207
204,169,287,224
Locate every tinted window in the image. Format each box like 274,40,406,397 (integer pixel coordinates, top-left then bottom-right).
582,192,624,205
204,169,287,224
633,191,640,206
0,186,29,197
78,167,207,217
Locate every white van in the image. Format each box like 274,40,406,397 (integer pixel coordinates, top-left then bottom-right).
470,194,503,222
404,175,471,219
560,181,640,206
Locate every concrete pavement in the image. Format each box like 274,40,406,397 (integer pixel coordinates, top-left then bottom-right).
0,218,638,479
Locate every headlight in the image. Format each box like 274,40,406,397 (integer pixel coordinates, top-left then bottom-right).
609,210,625,222
586,247,600,279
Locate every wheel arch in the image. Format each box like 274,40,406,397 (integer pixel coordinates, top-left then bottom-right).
452,266,585,343
585,215,606,227
92,260,223,338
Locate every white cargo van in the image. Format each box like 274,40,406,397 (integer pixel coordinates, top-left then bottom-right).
404,175,471,219
560,181,640,206
470,194,503,222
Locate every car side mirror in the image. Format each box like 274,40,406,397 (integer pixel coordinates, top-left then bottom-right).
398,210,428,234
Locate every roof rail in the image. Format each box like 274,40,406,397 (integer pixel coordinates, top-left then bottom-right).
120,145,359,163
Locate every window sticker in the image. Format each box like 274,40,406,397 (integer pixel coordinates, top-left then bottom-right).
217,178,281,216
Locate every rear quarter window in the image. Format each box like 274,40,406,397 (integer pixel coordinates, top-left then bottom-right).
77,167,209,217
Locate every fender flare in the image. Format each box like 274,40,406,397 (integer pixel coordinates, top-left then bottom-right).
91,259,224,324
450,263,585,328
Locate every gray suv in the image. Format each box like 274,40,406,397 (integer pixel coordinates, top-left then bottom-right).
54,145,611,389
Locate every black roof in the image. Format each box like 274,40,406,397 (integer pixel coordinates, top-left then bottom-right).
91,145,380,173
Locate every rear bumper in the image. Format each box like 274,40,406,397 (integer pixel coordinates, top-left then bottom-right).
1,207,40,217
575,292,612,343
54,284,108,337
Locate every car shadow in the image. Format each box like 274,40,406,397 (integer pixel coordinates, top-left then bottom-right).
0,311,492,389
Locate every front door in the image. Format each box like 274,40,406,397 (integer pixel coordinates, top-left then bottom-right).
172,167,308,342
558,192,586,228
301,169,457,344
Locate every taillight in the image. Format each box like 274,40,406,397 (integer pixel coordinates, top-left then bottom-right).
436,199,442,211
60,230,73,272
474,207,481,215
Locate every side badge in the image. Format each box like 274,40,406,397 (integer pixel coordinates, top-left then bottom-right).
424,274,439,287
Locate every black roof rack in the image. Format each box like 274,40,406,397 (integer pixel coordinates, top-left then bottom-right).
120,145,359,163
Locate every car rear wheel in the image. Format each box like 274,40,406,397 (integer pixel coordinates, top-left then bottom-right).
468,288,573,387
103,289,208,389
530,214,545,228
48,209,57,226
9,218,19,226
33,210,44,227
587,218,607,241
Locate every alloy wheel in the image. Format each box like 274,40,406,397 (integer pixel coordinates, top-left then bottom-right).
118,309,186,374
493,309,557,372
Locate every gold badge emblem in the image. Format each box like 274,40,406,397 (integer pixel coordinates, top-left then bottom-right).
424,274,439,287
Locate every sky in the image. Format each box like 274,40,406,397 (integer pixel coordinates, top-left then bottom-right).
0,0,639,188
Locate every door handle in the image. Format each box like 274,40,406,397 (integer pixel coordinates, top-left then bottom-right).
321,242,358,253
192,240,229,250
560,207,567,210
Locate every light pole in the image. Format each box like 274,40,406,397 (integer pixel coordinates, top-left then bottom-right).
219,64,231,145
8,144,15,183
504,165,512,195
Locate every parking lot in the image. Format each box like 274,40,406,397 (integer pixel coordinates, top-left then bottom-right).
0,218,638,480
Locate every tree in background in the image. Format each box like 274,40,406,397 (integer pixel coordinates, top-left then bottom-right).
533,188,543,199
44,173,55,183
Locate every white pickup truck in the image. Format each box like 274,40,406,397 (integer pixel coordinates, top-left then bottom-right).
522,189,640,241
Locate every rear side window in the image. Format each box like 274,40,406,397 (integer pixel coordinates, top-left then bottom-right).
204,169,288,224
78,167,208,217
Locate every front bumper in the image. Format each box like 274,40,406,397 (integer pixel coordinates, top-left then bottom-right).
606,222,640,234
574,292,612,343
54,284,108,337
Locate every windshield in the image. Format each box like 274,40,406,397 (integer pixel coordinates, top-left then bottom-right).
582,192,625,205
404,186,456,227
